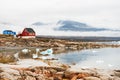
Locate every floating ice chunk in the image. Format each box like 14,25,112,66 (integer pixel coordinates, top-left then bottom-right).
36,48,40,53
32,54,38,59
14,52,20,61
29,50,31,52
40,48,53,55
22,49,29,54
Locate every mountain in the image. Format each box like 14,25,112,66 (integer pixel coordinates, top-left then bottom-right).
0,20,120,37
32,22,45,26
54,20,108,31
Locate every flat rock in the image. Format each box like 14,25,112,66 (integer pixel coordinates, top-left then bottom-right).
84,77,100,80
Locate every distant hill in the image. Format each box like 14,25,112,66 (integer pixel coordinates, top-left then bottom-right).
32,22,45,26
54,20,108,31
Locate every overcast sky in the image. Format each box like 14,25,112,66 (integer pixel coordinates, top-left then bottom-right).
0,0,120,29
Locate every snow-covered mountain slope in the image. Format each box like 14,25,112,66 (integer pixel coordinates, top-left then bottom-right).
54,20,108,31
30,20,120,37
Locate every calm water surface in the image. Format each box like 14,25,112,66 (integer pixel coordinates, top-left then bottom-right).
96,41,120,45
55,48,120,69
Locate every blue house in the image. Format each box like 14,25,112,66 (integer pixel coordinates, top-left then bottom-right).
3,30,16,35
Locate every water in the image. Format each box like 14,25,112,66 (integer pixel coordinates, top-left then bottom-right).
96,41,120,45
55,48,120,69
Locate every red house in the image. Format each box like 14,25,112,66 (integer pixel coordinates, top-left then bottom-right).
17,28,36,38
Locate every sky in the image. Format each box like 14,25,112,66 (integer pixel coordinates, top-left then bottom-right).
0,0,120,29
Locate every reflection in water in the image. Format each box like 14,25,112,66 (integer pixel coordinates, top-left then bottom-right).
55,48,120,69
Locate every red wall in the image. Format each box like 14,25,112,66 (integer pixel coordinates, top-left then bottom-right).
21,29,35,36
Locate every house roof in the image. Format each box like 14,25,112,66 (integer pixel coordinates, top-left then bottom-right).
25,28,35,33
4,30,13,32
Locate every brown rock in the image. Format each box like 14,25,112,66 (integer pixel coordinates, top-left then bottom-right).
36,76,45,80
77,73,90,78
84,77,101,80
71,75,78,80
64,70,74,78
25,76,36,80
0,72,14,80
55,72,64,77
113,76,120,80
49,69,57,74
60,64,70,69
54,75,62,80
0,78,10,80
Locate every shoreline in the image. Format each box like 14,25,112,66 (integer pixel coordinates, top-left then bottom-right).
0,59,120,80
0,35,120,51
0,35,120,80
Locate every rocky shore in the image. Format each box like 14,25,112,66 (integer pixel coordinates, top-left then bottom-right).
0,35,120,51
0,60,120,80
0,35,120,80
0,59,120,80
